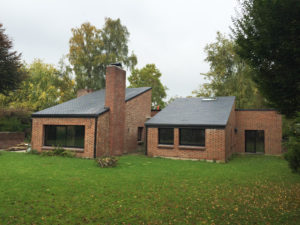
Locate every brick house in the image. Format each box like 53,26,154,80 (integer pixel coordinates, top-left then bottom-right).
31,65,152,158
145,97,282,162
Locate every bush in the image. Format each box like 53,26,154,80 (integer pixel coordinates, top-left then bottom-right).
59,150,75,158
0,108,32,139
284,113,300,173
27,149,40,155
284,136,300,173
41,151,55,157
0,117,25,132
96,156,118,168
41,147,75,158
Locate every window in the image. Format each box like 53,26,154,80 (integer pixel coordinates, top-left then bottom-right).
137,127,143,141
44,125,85,148
245,130,264,153
158,128,174,145
179,128,205,146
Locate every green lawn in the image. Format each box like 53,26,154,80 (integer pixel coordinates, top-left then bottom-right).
0,152,299,224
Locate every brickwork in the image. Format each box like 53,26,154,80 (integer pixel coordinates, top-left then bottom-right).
31,117,96,158
105,66,126,156
147,108,282,161
96,112,110,157
225,104,236,159
235,110,282,155
0,132,25,149
147,127,226,162
124,90,152,153
151,110,161,117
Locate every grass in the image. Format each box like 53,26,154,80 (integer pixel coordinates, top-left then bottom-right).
0,152,299,224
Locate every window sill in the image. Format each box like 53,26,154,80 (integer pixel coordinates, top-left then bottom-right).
137,141,144,145
178,145,205,151
42,146,84,152
158,144,174,149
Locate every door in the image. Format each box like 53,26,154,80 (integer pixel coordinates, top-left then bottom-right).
245,130,264,153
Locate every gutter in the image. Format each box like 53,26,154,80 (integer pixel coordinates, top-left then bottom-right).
31,108,109,118
235,109,276,111
144,124,226,129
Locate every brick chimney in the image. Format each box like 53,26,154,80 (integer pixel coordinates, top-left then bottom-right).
77,89,93,98
105,65,126,156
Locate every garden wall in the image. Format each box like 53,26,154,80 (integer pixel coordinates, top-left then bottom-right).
0,132,25,149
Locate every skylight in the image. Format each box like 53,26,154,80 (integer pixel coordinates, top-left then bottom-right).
202,97,216,101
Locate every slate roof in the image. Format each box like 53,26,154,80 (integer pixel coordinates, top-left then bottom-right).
145,96,235,127
32,87,151,118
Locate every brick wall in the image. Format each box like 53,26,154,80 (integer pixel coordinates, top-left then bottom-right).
31,88,152,159
225,103,236,159
31,117,96,158
147,127,226,162
151,110,161,117
235,110,282,154
105,65,126,156
96,112,110,157
0,132,25,149
124,90,152,153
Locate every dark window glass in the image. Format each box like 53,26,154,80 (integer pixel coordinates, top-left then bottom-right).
138,127,143,141
245,130,264,153
179,128,205,146
159,128,174,145
44,125,56,146
44,125,85,148
56,126,66,146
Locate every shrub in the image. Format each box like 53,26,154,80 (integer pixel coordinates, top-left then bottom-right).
59,150,75,158
41,151,55,157
28,149,40,155
0,108,32,140
284,136,300,173
53,147,65,155
284,113,300,173
41,147,75,158
0,117,24,132
96,156,118,168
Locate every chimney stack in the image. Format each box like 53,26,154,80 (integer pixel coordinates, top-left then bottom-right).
105,64,126,156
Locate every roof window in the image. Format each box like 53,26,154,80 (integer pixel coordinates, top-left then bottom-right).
202,97,216,101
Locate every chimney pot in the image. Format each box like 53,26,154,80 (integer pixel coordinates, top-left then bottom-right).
110,62,122,68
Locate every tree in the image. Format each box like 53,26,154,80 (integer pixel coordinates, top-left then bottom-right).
68,18,137,90
0,23,26,95
232,0,300,117
284,113,300,173
1,59,75,111
128,64,167,108
193,32,266,109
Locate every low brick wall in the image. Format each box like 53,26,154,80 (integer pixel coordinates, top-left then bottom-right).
0,132,25,149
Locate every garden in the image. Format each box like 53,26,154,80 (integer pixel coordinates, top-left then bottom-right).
0,152,299,224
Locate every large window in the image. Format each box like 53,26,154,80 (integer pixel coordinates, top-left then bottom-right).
158,128,174,145
44,125,85,148
179,128,205,146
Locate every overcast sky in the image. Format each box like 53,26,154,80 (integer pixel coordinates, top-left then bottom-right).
0,0,238,99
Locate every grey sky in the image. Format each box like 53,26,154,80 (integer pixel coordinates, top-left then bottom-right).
0,0,237,99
